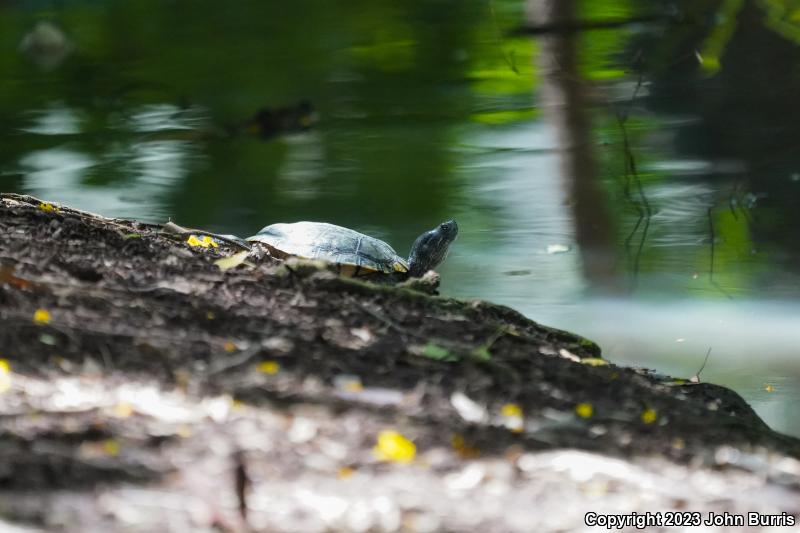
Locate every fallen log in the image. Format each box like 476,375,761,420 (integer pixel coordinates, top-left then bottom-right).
0,193,798,532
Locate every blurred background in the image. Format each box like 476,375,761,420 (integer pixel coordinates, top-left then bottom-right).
1,0,799,435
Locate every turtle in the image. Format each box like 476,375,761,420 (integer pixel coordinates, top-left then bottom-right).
242,100,317,139
247,219,458,279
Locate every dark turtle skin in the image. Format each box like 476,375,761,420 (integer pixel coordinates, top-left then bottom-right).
407,220,459,277
247,220,458,279
243,100,317,139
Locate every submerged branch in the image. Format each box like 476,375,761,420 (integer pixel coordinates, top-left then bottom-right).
614,67,652,287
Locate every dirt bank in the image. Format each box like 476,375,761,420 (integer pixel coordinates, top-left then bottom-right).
1,193,798,532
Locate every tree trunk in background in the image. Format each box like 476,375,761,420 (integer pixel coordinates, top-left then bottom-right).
529,0,620,291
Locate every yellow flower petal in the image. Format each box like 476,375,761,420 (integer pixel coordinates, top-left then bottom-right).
374,430,416,463
201,235,219,248
499,403,524,432
501,403,522,417
33,308,51,324
343,381,363,392
187,235,219,248
764,383,775,392
641,408,657,424
0,359,10,394
575,402,594,418
224,341,237,353
39,202,59,213
257,360,280,375
113,402,134,418
338,466,355,479
102,439,120,456
580,357,609,366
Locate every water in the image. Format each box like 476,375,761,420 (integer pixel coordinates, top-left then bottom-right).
2,1,799,435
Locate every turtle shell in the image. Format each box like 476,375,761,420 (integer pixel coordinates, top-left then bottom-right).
247,221,409,276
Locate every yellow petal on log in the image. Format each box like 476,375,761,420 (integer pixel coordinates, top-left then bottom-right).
580,357,609,366
257,360,280,375
102,439,120,456
214,251,250,271
33,308,51,324
500,403,524,432
337,466,355,479
201,235,219,248
39,202,59,213
186,235,204,247
0,359,10,394
187,235,219,248
575,402,594,418
113,402,134,419
641,408,657,424
374,430,416,463
501,403,522,417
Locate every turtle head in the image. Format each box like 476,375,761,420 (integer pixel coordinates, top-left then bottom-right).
407,220,458,277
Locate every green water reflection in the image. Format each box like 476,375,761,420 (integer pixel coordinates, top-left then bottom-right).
1,0,800,435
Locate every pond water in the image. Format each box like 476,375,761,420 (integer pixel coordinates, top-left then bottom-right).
2,1,799,435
